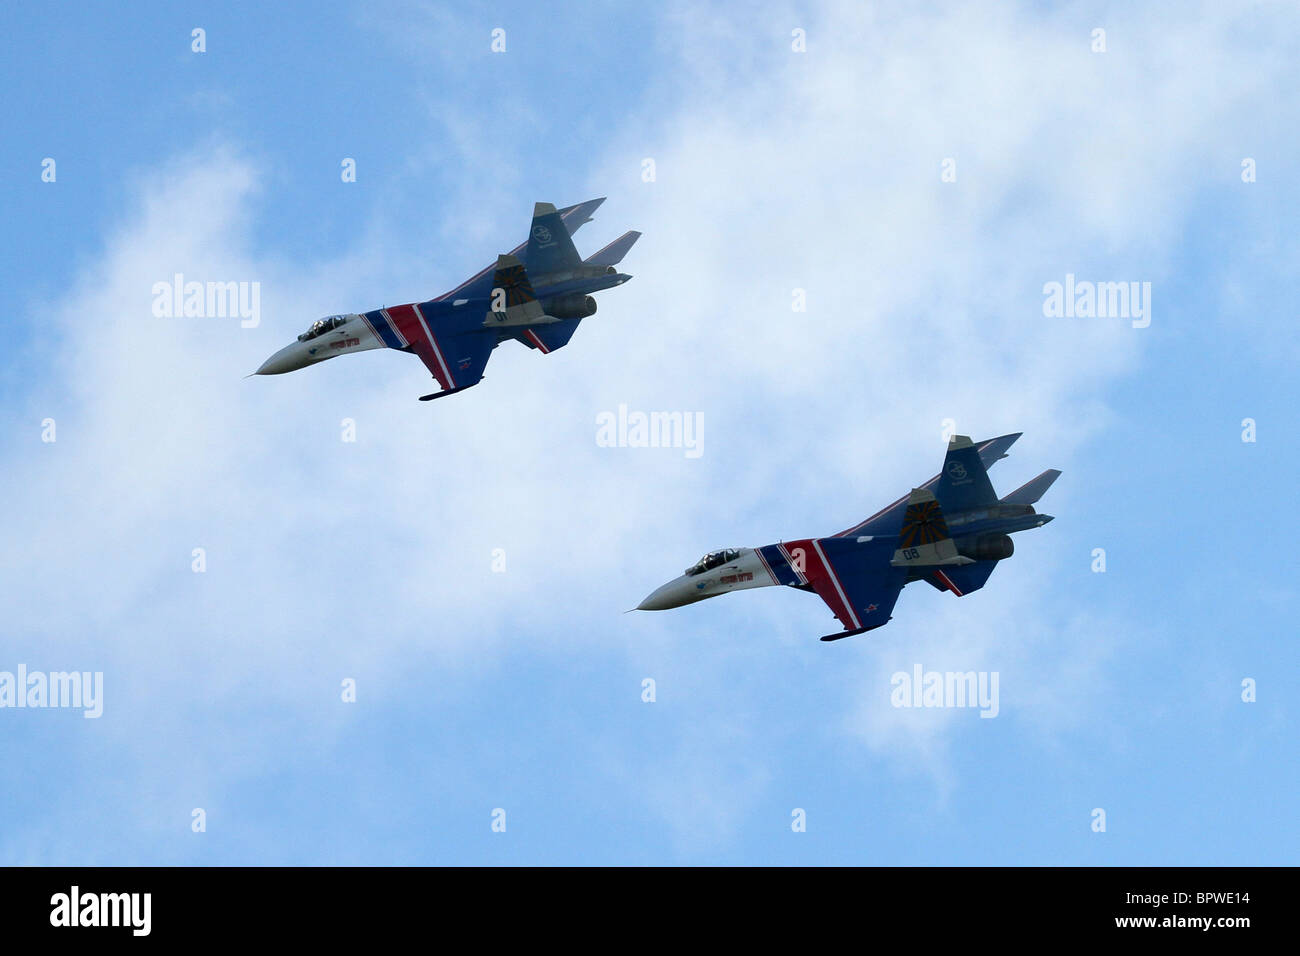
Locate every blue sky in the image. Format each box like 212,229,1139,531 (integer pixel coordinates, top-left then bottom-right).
1,0,1296,865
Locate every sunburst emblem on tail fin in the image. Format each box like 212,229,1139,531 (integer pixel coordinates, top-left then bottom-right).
900,491,950,548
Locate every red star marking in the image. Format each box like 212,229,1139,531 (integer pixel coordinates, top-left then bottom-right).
866,604,878,612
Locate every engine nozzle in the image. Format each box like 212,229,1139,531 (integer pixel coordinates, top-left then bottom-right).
545,294,597,320
956,533,1014,562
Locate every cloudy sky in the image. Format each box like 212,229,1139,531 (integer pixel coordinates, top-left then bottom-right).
1,1,1296,864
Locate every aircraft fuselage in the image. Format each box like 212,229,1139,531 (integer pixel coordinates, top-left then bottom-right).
254,272,629,377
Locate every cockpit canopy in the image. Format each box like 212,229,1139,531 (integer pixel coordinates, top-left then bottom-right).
298,314,350,342
685,548,741,576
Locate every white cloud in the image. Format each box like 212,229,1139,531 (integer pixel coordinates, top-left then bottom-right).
578,0,1300,831
4,0,1297,860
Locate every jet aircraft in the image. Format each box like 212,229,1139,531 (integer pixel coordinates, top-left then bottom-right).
636,434,1059,641
253,199,638,401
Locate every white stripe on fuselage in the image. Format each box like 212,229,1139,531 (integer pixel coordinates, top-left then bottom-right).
812,539,861,629
412,303,456,388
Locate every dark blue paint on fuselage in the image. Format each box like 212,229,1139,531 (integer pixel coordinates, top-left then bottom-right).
757,544,803,587
381,272,632,353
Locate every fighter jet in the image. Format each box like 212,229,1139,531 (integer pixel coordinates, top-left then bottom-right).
636,434,1060,641
253,199,638,401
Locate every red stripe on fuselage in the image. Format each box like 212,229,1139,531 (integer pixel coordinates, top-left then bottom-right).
412,305,456,389
386,303,455,389
812,540,861,630
782,538,860,630
383,304,423,353
525,329,550,354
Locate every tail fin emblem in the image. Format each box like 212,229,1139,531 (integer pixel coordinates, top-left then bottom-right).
900,496,949,548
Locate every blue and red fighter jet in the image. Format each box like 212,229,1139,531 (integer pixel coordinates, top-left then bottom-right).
636,434,1060,641
254,199,638,401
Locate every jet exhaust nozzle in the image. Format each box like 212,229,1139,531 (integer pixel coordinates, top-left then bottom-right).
956,533,1014,562
545,294,597,319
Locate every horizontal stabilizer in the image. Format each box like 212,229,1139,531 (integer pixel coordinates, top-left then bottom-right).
983,432,1020,463
517,318,581,354
585,230,641,266
1001,469,1061,505
558,197,604,234
927,561,999,596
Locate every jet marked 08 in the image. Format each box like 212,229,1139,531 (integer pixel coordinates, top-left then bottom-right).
636,434,1060,642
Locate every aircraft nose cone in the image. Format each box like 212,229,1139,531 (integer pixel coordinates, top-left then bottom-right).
254,343,300,375
636,578,691,611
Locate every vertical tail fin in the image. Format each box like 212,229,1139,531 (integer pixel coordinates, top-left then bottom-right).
890,488,971,568
524,201,582,275
486,254,545,327
936,434,999,510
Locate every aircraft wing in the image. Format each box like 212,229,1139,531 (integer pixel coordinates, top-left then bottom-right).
435,198,606,301
412,324,495,400
835,432,1021,537
782,536,907,640
366,301,496,400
